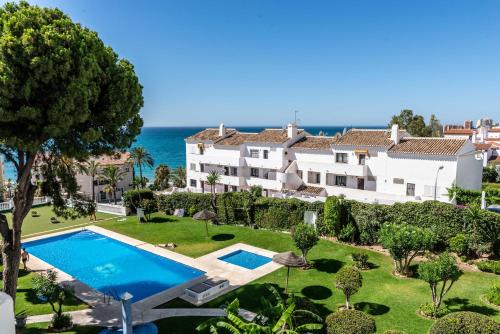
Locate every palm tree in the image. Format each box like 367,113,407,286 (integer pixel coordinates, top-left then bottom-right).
100,165,125,204
80,160,100,202
206,170,220,213
129,147,154,188
172,166,187,188
154,164,170,190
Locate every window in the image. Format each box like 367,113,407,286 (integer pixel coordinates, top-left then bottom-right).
230,167,238,176
251,168,259,177
125,167,130,172
335,175,347,187
326,173,335,186
336,153,348,163
250,149,259,158
308,171,321,184
190,179,197,187
358,154,366,165
224,184,229,192
393,178,404,185
297,170,303,179
223,166,229,175
231,186,237,192
263,150,269,159
190,163,196,171
406,183,415,196
100,191,106,201
200,164,205,172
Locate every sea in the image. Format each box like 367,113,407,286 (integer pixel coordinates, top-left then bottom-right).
2,125,383,181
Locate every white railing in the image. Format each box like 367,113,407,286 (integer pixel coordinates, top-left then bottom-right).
0,196,51,212
96,202,128,216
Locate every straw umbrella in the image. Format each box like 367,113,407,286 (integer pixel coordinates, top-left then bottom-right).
193,210,216,237
272,251,305,294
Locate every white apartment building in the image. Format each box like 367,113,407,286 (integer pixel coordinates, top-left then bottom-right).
75,152,134,203
186,124,482,204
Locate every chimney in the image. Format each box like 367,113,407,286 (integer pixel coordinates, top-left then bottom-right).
287,123,298,138
219,123,225,137
391,124,400,144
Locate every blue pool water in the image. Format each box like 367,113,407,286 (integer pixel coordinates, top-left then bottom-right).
218,250,271,269
24,230,204,302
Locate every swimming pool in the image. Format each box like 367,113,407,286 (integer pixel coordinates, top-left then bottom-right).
24,230,204,302
218,249,272,269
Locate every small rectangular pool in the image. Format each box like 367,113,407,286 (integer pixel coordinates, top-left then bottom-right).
218,249,271,269
24,230,204,302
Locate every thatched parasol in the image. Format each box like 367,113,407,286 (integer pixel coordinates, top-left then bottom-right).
272,251,305,293
193,210,216,237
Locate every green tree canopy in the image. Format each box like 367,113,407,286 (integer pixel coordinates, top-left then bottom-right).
379,223,435,276
292,223,319,265
388,110,442,137
0,1,143,302
335,266,363,310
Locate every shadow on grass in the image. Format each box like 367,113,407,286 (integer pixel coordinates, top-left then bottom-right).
147,216,177,223
313,258,344,274
18,269,30,278
211,233,235,242
355,301,390,315
301,285,332,300
444,297,498,316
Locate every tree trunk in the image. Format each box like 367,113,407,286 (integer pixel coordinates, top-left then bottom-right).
113,188,117,205
91,176,95,202
1,152,36,303
139,165,143,189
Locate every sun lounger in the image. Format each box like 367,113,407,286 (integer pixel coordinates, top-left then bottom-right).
184,277,229,303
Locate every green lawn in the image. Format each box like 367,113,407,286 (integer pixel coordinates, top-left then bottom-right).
3,204,116,236
96,213,500,334
0,266,88,316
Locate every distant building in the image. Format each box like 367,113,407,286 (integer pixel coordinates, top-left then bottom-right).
185,123,482,204
444,118,500,167
75,152,134,202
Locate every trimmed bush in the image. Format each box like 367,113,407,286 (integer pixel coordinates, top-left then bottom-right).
449,233,470,257
429,311,500,334
485,284,500,306
292,223,319,265
449,185,500,206
50,313,72,330
323,196,348,237
335,266,363,309
325,309,376,334
352,252,370,270
123,189,155,212
477,260,500,275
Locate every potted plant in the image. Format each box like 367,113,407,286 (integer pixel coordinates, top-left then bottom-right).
15,310,27,328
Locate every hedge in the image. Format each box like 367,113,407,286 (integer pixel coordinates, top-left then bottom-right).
448,186,500,206
325,309,376,334
123,189,156,212
157,192,211,215
216,192,254,226
429,311,500,334
477,260,500,275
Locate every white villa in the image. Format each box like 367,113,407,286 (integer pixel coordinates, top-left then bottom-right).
185,123,482,204
75,152,134,203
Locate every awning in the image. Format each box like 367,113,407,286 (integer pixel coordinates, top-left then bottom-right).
354,149,368,154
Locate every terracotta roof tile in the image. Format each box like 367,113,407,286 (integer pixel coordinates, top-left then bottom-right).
474,143,492,151
216,132,257,146
245,129,304,143
489,128,500,132
291,136,338,150
91,152,131,166
186,128,236,142
389,138,467,156
333,129,395,147
295,185,326,196
444,129,474,135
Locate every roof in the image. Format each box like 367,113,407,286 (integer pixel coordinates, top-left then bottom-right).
332,129,395,147
216,132,257,146
186,128,236,142
489,128,500,132
91,152,131,166
295,185,326,196
389,138,467,156
290,136,338,150
245,129,304,143
444,129,474,135
475,143,492,151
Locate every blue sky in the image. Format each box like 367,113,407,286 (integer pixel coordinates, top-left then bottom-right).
14,0,500,126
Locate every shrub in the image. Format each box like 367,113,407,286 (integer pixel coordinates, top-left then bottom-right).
429,311,500,334
50,313,72,330
323,196,348,237
217,191,254,225
477,260,500,274
379,223,435,276
449,185,500,206
335,266,363,309
325,309,376,334
352,252,370,270
139,198,157,221
418,302,450,319
449,233,470,257
292,223,319,265
485,283,500,306
123,189,155,212
348,201,388,245
417,253,461,314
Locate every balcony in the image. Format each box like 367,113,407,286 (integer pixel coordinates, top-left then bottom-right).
188,153,241,167
324,163,368,177
243,157,283,169
245,176,282,191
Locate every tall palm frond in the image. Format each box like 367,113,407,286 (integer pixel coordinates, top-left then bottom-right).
129,147,154,188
